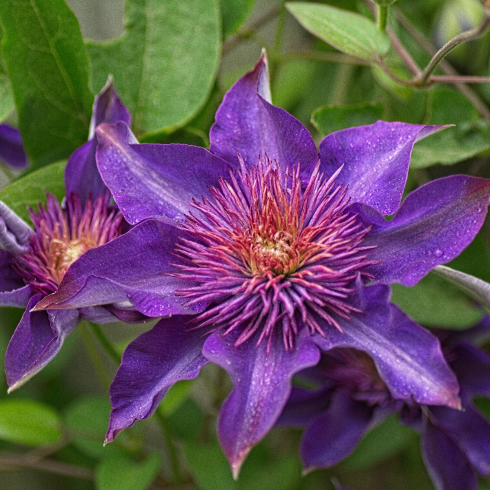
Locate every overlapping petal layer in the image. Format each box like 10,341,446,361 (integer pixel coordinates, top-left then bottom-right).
312,283,460,407
96,122,232,223
34,219,199,317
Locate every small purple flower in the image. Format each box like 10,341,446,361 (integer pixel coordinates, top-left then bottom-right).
1,80,148,391
34,52,490,475
280,322,490,490
0,123,28,170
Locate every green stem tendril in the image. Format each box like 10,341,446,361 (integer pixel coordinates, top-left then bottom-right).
79,322,111,390
88,322,121,364
377,5,388,31
154,408,184,483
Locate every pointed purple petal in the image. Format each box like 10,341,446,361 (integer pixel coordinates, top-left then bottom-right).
430,403,490,475
96,122,231,223
90,77,131,136
65,79,131,201
361,175,490,286
0,249,32,307
34,219,200,318
312,283,460,408
64,140,104,202
209,52,318,177
5,295,78,391
202,330,320,477
301,390,373,470
422,417,478,490
319,122,445,215
106,316,208,442
0,124,27,169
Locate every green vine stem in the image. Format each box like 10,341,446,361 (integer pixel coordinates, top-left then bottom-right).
394,9,490,123
377,5,388,31
414,14,490,86
79,322,111,390
88,322,121,365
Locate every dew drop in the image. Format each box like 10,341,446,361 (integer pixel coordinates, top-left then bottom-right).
434,249,443,258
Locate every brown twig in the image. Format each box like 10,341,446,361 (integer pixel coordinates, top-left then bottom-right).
386,27,421,76
427,75,490,85
0,451,94,480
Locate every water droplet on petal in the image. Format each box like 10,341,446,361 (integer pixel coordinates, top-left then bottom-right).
434,249,443,258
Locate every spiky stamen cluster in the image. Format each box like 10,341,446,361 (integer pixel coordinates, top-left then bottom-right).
14,192,124,295
174,157,377,350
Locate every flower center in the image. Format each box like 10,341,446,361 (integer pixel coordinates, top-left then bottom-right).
174,157,376,350
14,192,124,296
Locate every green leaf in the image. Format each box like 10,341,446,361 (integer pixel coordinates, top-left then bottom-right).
432,266,490,316
286,2,390,62
474,398,490,419
0,75,14,122
185,432,302,490
221,0,255,38
410,88,490,168
96,452,161,490
0,24,15,122
391,272,483,329
238,453,301,490
0,160,66,221
0,0,93,167
64,396,112,458
312,101,384,136
184,440,238,490
448,233,490,281
158,380,193,416
166,399,204,440
0,398,63,446
87,0,221,137
342,415,414,470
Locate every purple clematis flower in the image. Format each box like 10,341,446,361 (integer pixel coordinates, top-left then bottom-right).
280,321,490,490
34,52,490,475
0,123,28,170
0,80,150,391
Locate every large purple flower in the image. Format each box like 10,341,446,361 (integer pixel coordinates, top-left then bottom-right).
280,322,490,490
0,80,150,391
35,52,490,475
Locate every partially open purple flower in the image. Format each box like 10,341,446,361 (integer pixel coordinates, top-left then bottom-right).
0,80,149,391
280,322,490,490
0,123,28,170
34,52,490,475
